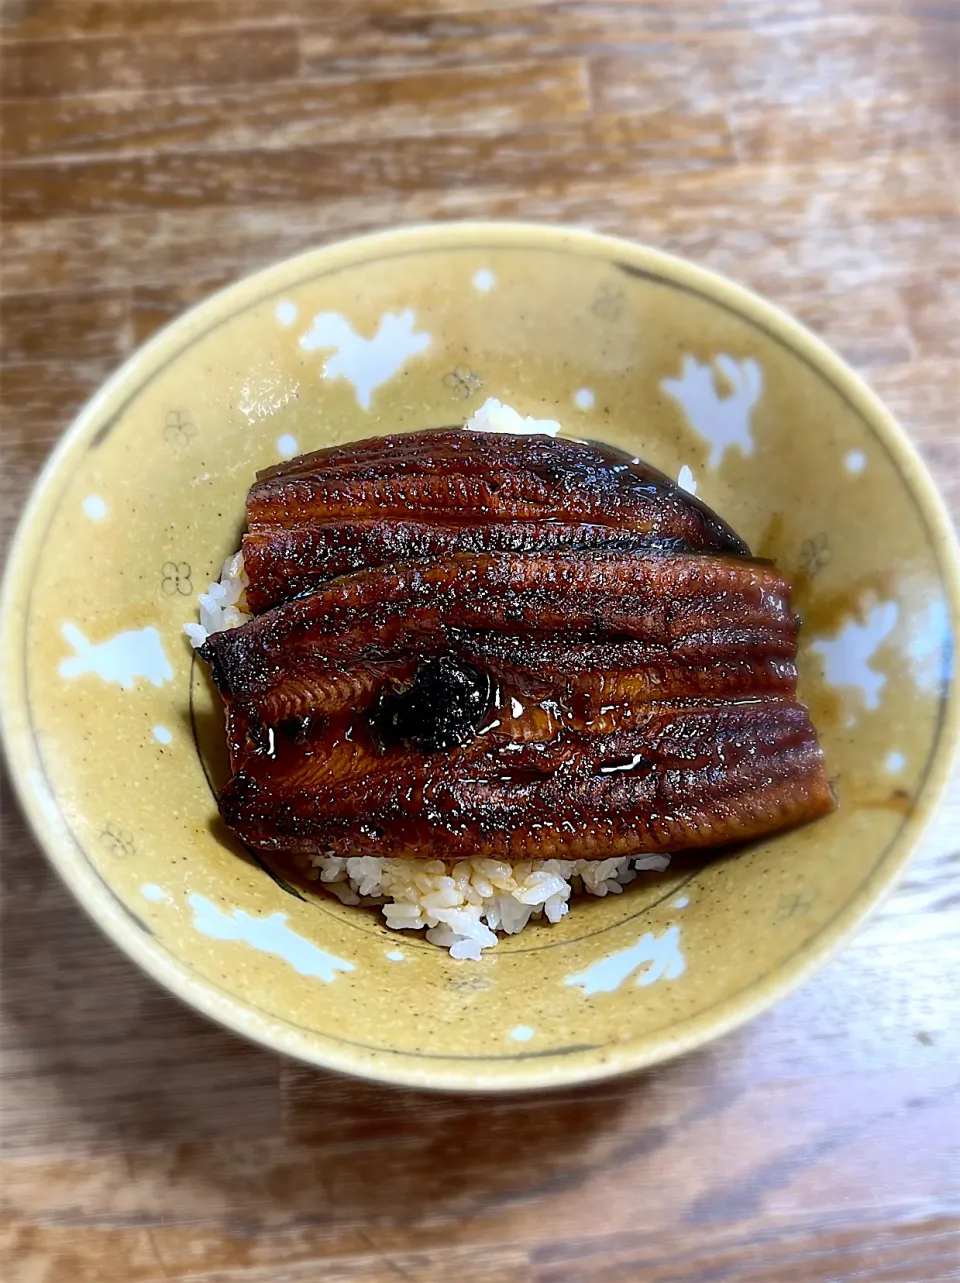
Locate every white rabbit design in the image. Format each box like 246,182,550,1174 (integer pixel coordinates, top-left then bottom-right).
59,623,173,690
661,354,763,468
810,600,899,712
564,925,685,995
299,309,430,411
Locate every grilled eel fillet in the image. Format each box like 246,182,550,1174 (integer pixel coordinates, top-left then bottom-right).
202,458,834,858
241,429,749,612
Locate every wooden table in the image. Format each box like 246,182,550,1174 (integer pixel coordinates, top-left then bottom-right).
2,3,958,1280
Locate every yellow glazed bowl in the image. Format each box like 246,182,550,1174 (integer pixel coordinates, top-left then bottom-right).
3,223,958,1091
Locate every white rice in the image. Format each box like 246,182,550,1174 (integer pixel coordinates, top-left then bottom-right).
185,405,671,959
465,396,562,437
303,854,671,960
184,550,249,649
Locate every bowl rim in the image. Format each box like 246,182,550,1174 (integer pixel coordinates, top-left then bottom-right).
3,220,959,1092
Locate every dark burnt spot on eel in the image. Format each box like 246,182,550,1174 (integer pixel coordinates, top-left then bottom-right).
370,656,494,754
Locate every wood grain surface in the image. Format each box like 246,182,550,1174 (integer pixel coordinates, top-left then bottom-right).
1,2,958,1280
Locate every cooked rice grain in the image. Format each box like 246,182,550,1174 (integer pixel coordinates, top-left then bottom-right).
184,550,249,648
305,854,671,960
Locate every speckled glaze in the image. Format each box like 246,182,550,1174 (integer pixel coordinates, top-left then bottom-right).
3,224,958,1091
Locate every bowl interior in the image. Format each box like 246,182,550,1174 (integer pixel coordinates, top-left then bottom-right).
3,224,957,1090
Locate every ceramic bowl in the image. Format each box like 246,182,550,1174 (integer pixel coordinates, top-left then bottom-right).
3,223,958,1091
